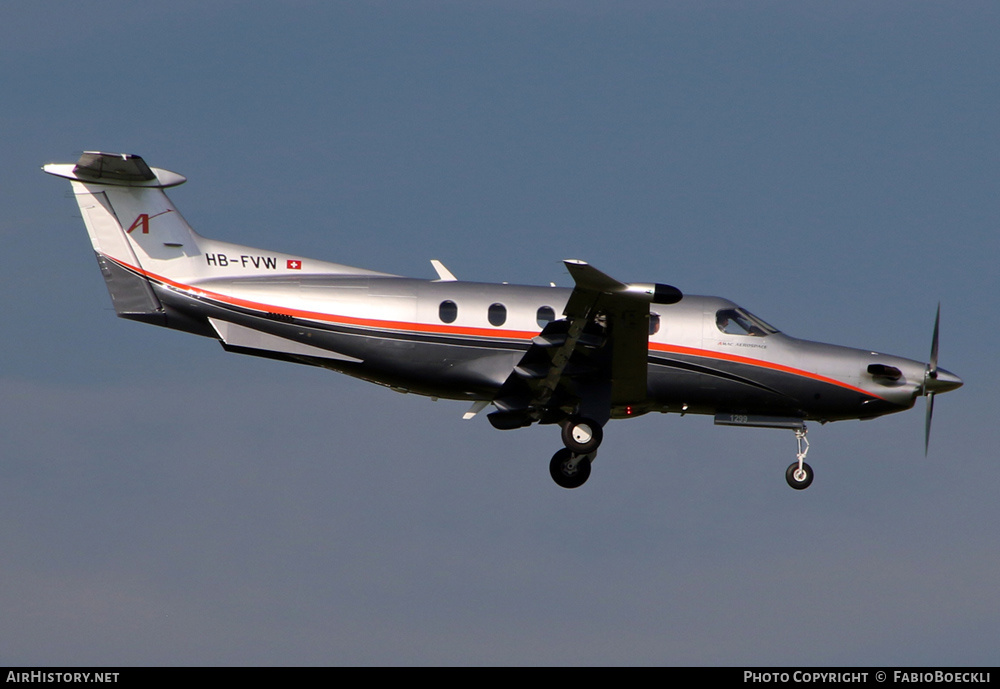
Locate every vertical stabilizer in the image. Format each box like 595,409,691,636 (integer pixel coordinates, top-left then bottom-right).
44,152,201,273
44,152,200,325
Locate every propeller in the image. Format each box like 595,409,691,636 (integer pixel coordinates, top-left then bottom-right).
923,304,940,455
921,304,962,454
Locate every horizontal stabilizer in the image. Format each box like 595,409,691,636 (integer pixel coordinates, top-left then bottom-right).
75,152,155,183
43,152,187,188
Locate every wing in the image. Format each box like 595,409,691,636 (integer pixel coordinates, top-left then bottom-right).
488,260,681,429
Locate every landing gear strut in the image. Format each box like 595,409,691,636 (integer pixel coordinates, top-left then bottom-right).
785,426,813,490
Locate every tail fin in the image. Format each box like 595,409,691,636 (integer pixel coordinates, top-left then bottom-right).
43,152,203,327
43,151,204,263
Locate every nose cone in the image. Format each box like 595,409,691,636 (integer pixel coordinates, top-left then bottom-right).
926,367,963,395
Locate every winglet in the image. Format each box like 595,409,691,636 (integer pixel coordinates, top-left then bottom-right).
563,259,628,292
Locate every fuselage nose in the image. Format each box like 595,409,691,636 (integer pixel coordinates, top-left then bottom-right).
926,367,963,395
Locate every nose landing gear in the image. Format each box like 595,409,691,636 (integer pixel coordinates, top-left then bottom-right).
785,426,814,490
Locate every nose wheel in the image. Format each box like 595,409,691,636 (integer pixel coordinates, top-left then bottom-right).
785,426,814,490
785,460,814,489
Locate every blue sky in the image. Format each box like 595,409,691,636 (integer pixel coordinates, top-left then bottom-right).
1,1,997,665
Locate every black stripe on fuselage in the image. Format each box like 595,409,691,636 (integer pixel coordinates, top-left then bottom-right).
648,353,785,396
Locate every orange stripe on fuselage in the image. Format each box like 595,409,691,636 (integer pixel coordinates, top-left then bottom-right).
110,255,540,341
108,255,881,400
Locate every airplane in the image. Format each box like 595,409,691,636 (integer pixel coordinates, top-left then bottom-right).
43,151,963,490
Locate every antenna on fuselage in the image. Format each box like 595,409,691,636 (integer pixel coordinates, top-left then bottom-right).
430,259,457,282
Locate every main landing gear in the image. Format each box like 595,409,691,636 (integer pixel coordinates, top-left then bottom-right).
549,448,593,489
785,426,814,490
549,416,603,489
561,416,603,455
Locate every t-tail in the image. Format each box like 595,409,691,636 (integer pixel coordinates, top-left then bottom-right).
43,151,388,334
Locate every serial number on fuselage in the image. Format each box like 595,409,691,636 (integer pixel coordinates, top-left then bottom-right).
204,253,301,270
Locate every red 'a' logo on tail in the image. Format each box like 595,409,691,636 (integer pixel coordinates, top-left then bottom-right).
126,209,174,234
127,214,149,234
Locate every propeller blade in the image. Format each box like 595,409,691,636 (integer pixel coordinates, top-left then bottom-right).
929,302,940,379
923,304,948,455
924,391,935,456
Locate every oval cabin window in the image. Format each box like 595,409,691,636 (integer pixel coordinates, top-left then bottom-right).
439,300,458,324
649,313,661,336
536,306,556,328
488,303,507,327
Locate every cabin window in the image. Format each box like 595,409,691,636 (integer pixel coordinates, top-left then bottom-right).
536,306,556,328
649,312,660,336
439,300,458,324
715,308,779,336
488,303,507,327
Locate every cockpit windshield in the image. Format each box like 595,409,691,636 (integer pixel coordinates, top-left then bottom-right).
716,308,780,336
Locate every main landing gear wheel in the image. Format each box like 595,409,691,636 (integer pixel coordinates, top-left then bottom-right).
561,416,603,455
549,448,592,489
785,461,814,490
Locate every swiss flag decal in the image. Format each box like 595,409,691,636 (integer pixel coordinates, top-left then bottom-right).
287,259,302,270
